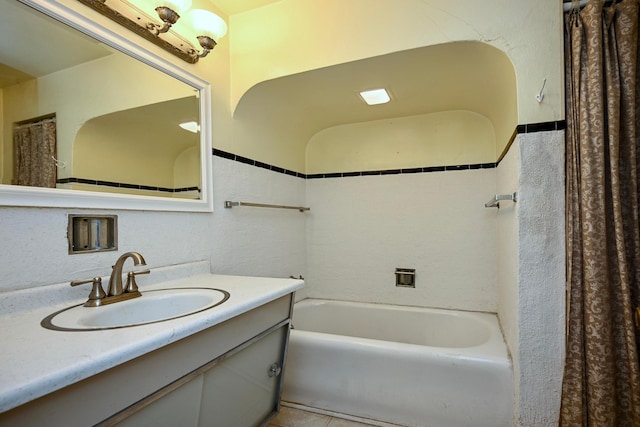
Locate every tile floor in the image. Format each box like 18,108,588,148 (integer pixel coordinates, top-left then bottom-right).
268,406,375,427
268,405,402,427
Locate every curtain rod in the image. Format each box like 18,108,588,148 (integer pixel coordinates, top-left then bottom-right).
563,0,622,12
563,0,588,11
14,117,57,129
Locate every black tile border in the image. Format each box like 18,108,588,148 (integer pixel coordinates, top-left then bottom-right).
497,120,566,165
306,163,500,178
516,120,566,134
212,148,307,179
57,177,200,194
212,120,566,180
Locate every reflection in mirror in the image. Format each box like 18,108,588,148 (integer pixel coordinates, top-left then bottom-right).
0,0,212,211
64,96,200,198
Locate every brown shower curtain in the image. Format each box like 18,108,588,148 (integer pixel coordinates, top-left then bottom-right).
561,0,640,425
13,118,57,188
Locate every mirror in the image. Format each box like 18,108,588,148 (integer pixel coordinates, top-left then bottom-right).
0,0,213,212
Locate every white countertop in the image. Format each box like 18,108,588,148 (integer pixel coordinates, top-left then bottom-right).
0,262,303,413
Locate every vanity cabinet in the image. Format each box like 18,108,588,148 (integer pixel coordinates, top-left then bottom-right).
0,294,293,427
114,324,288,427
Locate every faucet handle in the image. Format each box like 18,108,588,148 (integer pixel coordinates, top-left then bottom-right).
125,269,150,293
70,277,107,306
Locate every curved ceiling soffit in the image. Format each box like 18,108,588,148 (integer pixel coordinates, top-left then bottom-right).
232,40,518,144
74,97,199,160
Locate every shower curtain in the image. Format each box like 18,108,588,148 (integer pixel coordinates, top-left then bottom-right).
561,0,640,425
13,118,57,188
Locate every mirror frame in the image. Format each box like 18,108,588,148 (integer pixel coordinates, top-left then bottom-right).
0,0,213,212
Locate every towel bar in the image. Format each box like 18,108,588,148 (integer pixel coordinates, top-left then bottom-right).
485,192,517,208
224,201,310,212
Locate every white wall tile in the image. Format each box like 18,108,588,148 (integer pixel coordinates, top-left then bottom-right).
209,157,307,283
306,169,498,312
496,141,520,359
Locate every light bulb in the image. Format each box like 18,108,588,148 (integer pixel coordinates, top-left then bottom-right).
188,9,227,42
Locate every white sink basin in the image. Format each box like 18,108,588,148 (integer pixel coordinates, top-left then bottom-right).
42,287,230,331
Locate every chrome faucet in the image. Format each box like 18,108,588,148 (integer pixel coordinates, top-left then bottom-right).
108,251,147,296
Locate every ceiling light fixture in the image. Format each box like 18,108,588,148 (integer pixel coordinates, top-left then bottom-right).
78,0,227,63
359,88,391,105
186,9,228,59
145,2,228,60
179,121,200,133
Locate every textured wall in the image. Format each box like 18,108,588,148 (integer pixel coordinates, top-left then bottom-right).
515,131,565,426
0,206,211,291
0,155,307,292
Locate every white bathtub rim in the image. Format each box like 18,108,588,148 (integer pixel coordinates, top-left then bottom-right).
291,298,511,362
294,297,499,316
291,329,510,366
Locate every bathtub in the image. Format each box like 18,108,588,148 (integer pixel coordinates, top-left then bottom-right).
281,299,513,427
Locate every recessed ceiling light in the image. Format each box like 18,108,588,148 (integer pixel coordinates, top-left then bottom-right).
179,121,200,133
359,88,391,105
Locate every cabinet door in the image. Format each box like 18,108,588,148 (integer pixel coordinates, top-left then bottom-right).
198,325,288,427
106,323,289,427
115,375,203,427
